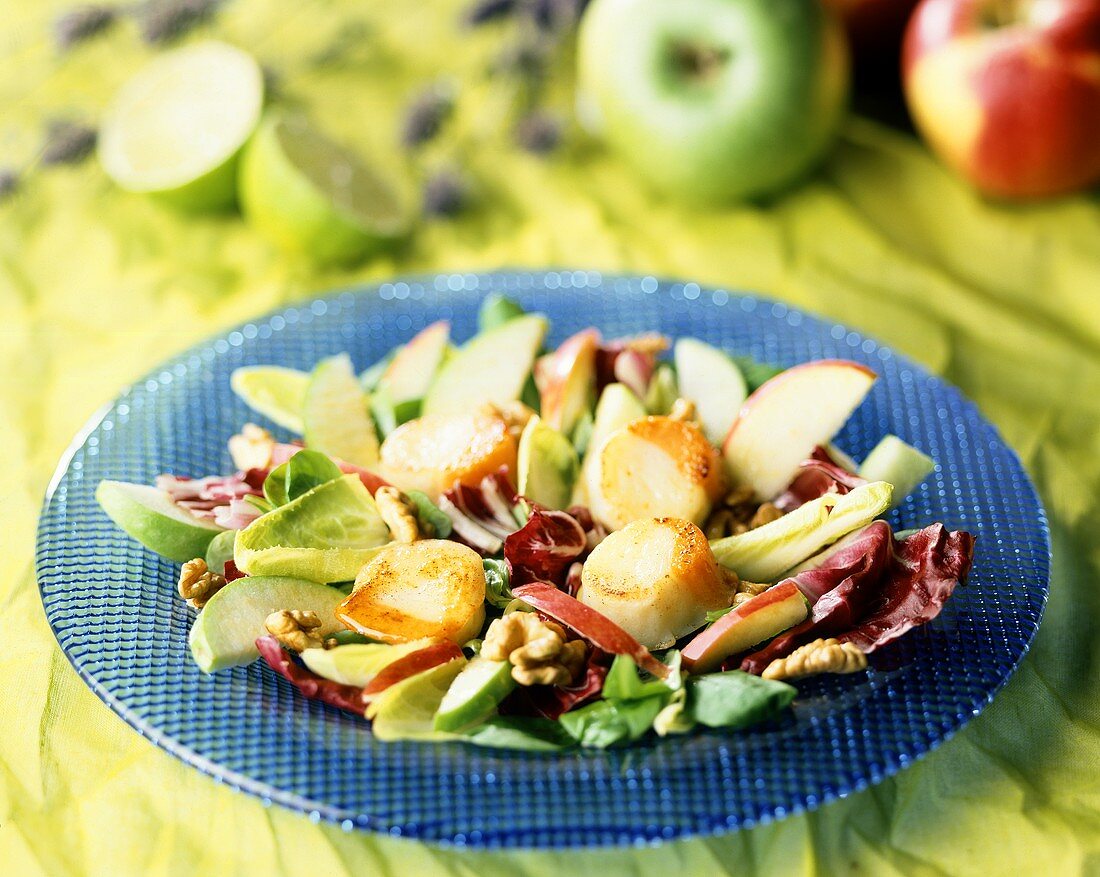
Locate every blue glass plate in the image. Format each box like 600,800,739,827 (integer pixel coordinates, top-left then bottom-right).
35,272,1049,849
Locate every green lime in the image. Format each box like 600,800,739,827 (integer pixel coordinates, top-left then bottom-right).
96,479,223,563
98,41,264,211
239,114,411,265
304,354,379,468
367,657,467,740
234,474,390,583
231,366,308,433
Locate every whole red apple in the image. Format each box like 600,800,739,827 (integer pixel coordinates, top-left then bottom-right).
903,0,1100,198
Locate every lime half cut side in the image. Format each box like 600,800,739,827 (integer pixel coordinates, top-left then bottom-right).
239,114,412,265
98,41,264,210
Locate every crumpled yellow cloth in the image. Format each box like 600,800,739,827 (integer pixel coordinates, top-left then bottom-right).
3,1,1100,874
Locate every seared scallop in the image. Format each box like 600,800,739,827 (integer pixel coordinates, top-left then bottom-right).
589,416,724,530
578,517,734,649
338,540,486,644
380,410,517,501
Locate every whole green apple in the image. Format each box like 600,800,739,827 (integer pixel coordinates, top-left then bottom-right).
577,0,850,202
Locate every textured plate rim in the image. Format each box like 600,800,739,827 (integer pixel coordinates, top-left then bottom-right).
34,270,1052,849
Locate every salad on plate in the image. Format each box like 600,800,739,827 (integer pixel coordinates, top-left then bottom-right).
96,295,975,751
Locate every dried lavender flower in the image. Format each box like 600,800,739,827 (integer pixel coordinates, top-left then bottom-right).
54,5,117,50
515,112,561,154
462,0,515,27
41,120,97,166
0,169,18,202
136,0,221,45
423,170,467,217
401,85,454,149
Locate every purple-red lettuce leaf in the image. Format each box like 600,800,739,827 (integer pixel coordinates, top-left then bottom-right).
774,446,867,512
504,507,587,587
255,635,367,715
499,647,612,720
739,522,975,674
439,469,523,555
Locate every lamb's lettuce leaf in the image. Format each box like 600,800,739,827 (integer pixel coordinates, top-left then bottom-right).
461,716,574,751
686,671,797,729
483,558,513,609
263,449,342,508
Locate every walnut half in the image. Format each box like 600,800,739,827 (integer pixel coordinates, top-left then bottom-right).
265,609,324,653
762,637,868,681
177,558,226,609
481,612,586,686
374,487,420,543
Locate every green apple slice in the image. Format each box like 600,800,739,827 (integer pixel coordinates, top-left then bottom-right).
674,338,748,445
98,41,264,210
574,382,647,506
230,366,309,433
378,321,451,405
234,474,390,583
422,314,548,416
304,354,379,468
858,435,935,506
517,415,579,510
188,575,345,673
300,640,435,687
710,481,893,581
367,657,467,741
96,480,223,563
239,114,411,265
433,656,516,732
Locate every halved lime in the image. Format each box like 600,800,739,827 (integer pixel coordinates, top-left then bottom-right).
304,354,379,468
239,114,411,265
231,366,308,433
234,474,390,583
98,41,264,210
96,479,223,563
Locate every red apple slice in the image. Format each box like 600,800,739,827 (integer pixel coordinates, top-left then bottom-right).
512,582,670,679
681,581,809,674
723,359,876,500
362,641,464,698
536,328,600,437
379,320,450,404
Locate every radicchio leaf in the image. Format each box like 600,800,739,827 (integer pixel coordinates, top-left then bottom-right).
255,636,366,715
838,523,975,653
439,469,524,555
504,507,587,587
500,647,612,720
773,446,867,513
594,336,664,398
223,559,245,582
739,522,974,674
156,471,264,521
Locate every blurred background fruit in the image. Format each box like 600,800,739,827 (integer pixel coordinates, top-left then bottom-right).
903,0,1100,198
576,0,851,202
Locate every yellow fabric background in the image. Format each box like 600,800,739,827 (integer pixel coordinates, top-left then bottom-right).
3,0,1100,873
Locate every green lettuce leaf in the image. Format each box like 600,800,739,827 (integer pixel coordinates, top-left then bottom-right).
263,449,342,508
461,716,574,751
483,558,513,609
405,489,453,539
559,696,668,748
710,481,893,582
686,670,796,729
478,292,526,332
731,355,785,393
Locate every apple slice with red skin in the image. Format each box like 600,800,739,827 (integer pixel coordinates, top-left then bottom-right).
362,640,465,699
723,360,876,501
512,582,670,679
379,320,451,404
536,328,600,437
681,581,810,674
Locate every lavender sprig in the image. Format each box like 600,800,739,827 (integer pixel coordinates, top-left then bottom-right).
41,121,97,166
135,0,222,44
423,170,468,217
462,0,515,27
401,84,455,149
515,112,561,154
54,5,118,50
0,169,18,202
